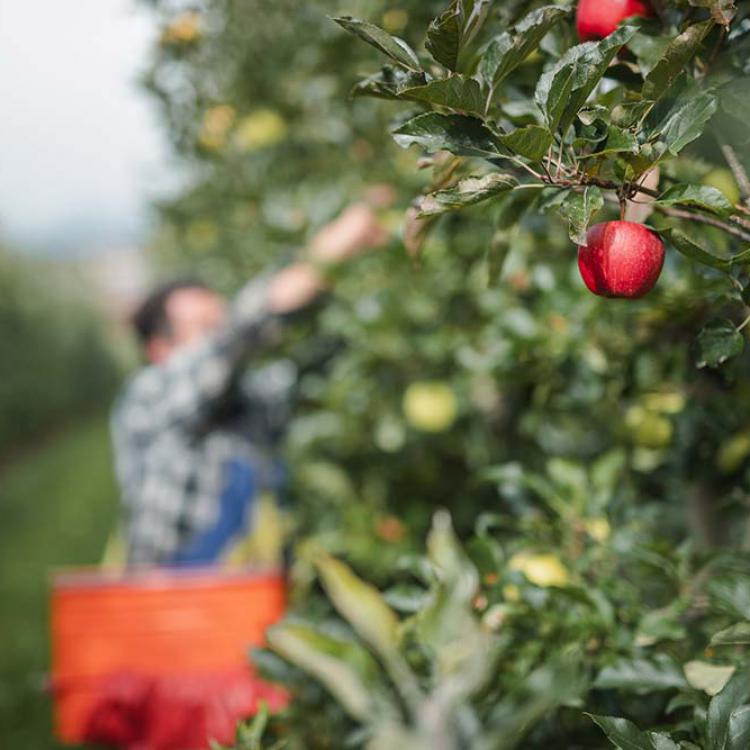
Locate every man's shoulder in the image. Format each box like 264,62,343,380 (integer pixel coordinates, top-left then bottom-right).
112,365,166,430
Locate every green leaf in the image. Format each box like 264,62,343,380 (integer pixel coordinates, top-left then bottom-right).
628,32,672,77
235,702,270,749
707,666,750,750
480,6,568,90
267,622,376,721
316,555,400,660
656,185,733,216
332,16,421,71
728,705,750,750
599,125,639,155
712,623,750,646
588,714,680,750
351,65,426,100
418,173,518,217
635,607,687,647
417,512,486,668
719,77,750,123
498,125,554,161
642,21,714,102
534,61,576,133
557,186,604,245
491,658,586,745
392,112,503,158
400,74,485,115
688,0,736,28
658,90,718,156
593,654,688,694
426,0,492,71
666,229,731,271
711,577,750,621
696,320,744,369
536,26,637,134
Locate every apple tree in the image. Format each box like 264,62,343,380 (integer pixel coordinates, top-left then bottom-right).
139,1,750,748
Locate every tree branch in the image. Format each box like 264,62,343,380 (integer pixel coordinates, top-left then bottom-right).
654,205,750,244
720,141,750,202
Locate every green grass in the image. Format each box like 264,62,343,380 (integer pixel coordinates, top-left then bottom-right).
0,416,118,748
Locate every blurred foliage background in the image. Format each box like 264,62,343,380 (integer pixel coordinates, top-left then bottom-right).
4,0,750,746
137,0,750,747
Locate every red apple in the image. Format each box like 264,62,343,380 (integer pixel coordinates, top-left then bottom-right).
577,221,664,298
576,0,652,41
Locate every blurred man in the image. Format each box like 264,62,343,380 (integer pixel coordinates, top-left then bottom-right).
111,204,387,566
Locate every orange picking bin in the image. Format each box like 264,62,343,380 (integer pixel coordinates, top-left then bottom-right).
50,566,287,749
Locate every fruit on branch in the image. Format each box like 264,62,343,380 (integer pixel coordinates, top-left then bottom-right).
577,221,664,299
576,0,651,41
625,405,673,448
508,552,570,587
234,109,288,152
402,381,457,433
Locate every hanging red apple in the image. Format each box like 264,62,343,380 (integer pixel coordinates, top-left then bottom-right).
576,0,652,41
577,221,665,299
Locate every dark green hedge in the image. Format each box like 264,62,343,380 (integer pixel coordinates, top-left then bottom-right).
0,249,123,453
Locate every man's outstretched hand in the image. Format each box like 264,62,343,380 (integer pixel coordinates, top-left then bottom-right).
308,203,390,264
268,203,388,314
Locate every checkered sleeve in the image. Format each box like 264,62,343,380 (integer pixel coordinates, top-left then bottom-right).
139,273,279,433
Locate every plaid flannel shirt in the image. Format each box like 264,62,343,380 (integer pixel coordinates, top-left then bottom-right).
111,274,295,565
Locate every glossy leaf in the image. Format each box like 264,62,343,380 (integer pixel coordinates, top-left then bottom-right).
401,74,485,115
333,16,421,71
418,173,518,217
593,654,688,694
696,320,744,369
588,714,680,750
557,186,604,245
666,229,731,271
480,6,568,90
426,0,492,71
728,705,750,750
711,622,750,646
707,666,750,750
642,21,714,101
596,125,639,156
656,185,733,216
658,90,718,156
392,112,503,158
351,66,427,100
536,26,636,134
498,125,554,161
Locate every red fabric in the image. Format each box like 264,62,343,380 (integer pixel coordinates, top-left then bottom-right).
80,669,287,750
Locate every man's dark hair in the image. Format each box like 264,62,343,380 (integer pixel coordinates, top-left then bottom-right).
131,278,211,346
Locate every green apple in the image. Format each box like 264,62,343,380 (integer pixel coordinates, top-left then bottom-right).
625,405,673,449
716,432,750,474
508,552,570,587
402,381,458,433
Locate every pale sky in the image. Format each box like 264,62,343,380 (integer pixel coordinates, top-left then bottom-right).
0,0,174,256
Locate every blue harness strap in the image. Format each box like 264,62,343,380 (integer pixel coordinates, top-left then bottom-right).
170,459,256,566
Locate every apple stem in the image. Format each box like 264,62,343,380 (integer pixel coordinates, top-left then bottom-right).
619,198,627,221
